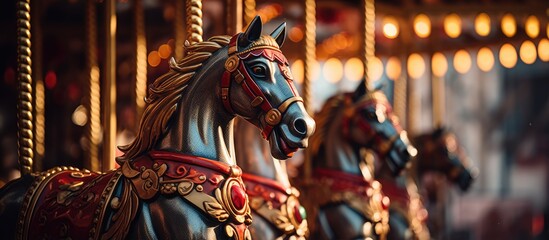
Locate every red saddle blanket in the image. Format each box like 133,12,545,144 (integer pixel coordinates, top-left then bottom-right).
18,168,123,240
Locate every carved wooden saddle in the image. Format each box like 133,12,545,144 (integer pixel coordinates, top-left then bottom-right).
242,173,308,239
17,151,253,240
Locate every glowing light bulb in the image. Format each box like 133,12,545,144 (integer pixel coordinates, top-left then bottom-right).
444,13,462,38
432,52,448,77
477,47,494,72
474,13,491,37
499,43,517,68
413,14,431,38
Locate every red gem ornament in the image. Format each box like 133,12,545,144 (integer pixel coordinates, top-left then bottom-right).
231,184,247,210
293,204,303,223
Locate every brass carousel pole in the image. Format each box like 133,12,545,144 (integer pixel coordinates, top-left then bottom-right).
31,0,44,172
302,0,315,181
102,0,117,171
174,0,185,60
86,0,101,172
226,0,242,35
186,0,203,45
361,0,375,90
16,0,34,175
134,0,147,121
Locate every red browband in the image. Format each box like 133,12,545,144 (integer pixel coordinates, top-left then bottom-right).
220,33,302,139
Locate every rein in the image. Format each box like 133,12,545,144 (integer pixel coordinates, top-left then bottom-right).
220,34,302,139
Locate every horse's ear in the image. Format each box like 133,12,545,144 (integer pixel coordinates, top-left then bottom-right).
240,16,263,48
433,126,446,139
352,78,368,102
270,22,286,47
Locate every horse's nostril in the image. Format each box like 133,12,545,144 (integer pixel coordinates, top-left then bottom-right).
293,118,307,135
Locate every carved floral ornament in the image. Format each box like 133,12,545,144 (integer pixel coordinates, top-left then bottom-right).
121,151,253,239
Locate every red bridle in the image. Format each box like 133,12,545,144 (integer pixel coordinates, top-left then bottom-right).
220,34,302,139
341,94,402,157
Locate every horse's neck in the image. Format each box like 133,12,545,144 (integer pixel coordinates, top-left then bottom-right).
234,120,291,187
314,120,361,175
157,59,236,165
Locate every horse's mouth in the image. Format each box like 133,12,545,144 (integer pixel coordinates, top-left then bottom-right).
268,128,300,159
279,135,298,157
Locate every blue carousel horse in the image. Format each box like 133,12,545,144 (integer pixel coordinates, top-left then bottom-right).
234,118,308,240
0,16,314,240
299,81,417,240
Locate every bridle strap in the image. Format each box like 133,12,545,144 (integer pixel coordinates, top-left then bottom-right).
220,33,301,139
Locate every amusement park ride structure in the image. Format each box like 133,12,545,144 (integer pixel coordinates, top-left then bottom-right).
3,0,549,239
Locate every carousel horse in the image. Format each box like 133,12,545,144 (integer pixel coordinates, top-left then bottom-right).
411,127,476,238
300,81,417,240
234,119,308,240
0,16,315,240
375,127,475,240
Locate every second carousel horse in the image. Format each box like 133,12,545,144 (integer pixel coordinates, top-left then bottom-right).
235,119,308,240
0,16,315,240
300,81,417,240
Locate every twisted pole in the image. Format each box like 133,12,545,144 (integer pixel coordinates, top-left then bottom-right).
186,0,203,45
85,0,101,171
134,0,147,121
17,0,33,175
31,0,44,171
302,0,315,181
361,0,375,90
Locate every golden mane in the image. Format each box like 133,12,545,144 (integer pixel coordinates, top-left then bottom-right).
117,36,231,163
306,95,346,156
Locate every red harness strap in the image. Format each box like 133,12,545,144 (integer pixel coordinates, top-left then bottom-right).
220,34,303,139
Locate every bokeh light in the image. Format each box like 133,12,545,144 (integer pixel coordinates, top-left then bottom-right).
453,50,472,74
444,13,462,38
291,59,304,84
477,47,495,72
386,57,401,81
519,40,537,64
148,51,161,67
382,16,399,39
288,27,304,43
323,58,343,83
538,39,549,62
475,13,491,37
413,14,431,38
407,53,425,79
158,44,172,59
499,43,518,68
344,58,364,82
525,15,540,39
501,13,516,37
432,52,448,77
367,57,383,82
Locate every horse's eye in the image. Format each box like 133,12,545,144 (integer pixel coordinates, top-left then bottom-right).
252,66,266,76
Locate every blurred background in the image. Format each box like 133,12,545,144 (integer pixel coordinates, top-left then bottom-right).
0,0,548,239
